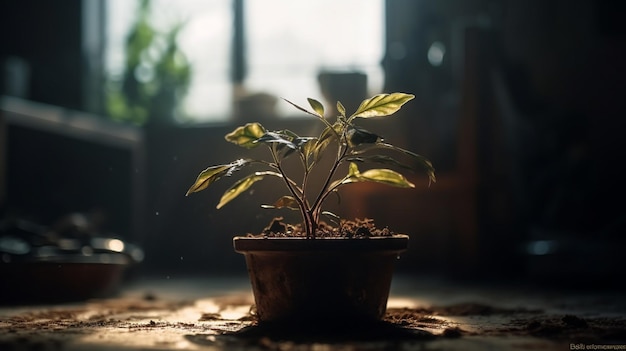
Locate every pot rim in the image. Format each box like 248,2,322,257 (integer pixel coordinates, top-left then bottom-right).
233,234,409,253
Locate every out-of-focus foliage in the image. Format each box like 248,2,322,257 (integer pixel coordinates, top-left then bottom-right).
106,0,191,125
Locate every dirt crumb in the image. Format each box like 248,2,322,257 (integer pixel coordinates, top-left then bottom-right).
254,218,394,238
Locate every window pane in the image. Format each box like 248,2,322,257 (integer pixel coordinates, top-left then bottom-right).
105,0,385,123
245,0,385,117
106,0,232,123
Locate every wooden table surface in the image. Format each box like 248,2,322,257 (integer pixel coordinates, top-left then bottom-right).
1,275,625,351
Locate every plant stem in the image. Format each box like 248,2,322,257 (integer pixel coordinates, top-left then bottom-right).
268,145,315,238
310,140,348,226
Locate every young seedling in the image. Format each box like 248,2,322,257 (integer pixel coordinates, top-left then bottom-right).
186,92,435,238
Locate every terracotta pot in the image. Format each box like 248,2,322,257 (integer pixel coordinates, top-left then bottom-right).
233,235,408,325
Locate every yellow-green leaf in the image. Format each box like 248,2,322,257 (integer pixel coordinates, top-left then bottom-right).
342,162,415,188
311,122,341,164
349,93,415,120
345,155,413,171
217,171,281,209
347,162,360,177
186,164,233,196
307,98,324,118
337,101,346,118
225,122,266,148
362,142,436,185
346,126,381,147
282,98,320,118
302,137,318,164
359,168,415,188
261,196,299,210
417,156,436,185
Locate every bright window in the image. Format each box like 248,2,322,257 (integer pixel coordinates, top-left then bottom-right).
245,0,385,116
105,0,385,124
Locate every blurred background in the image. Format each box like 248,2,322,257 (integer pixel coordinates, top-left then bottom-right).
1,0,625,289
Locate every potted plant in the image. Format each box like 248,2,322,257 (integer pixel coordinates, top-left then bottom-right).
186,92,435,325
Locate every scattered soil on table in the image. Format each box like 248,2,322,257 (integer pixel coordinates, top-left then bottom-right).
194,305,517,348
206,305,626,348
394,303,626,342
392,303,543,317
3,297,626,350
384,307,452,330
498,315,626,342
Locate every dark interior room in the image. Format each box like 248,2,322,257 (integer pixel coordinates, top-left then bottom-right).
1,0,625,350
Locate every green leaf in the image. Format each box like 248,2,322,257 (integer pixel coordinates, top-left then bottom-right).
347,161,360,177
341,162,415,188
349,93,415,120
276,129,299,139
261,195,300,210
294,136,316,149
345,154,414,171
301,137,318,159
337,101,346,118
185,159,251,196
282,98,319,118
265,130,313,149
310,122,341,165
358,168,415,188
260,130,313,159
415,156,436,185
284,98,336,133
307,98,325,118
217,171,281,209
225,123,267,149
375,143,436,184
346,126,381,147
257,132,298,149
351,142,436,184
